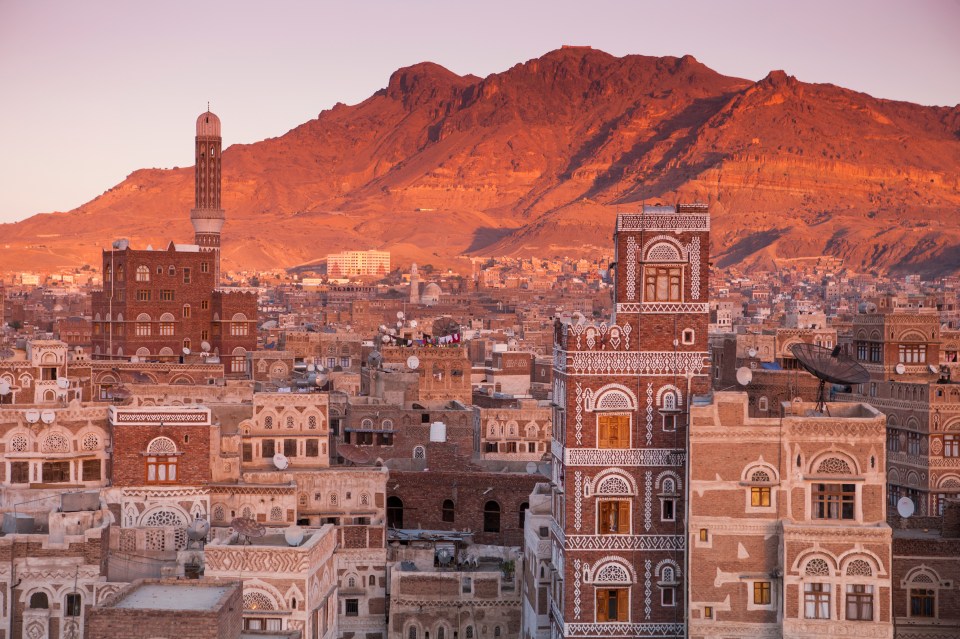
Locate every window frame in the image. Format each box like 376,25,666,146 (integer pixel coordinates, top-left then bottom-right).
595,588,629,623
597,499,630,535
803,582,831,620
812,483,856,520
845,584,873,621
597,413,630,449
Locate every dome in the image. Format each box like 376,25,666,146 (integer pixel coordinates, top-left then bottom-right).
421,282,442,305
196,110,221,137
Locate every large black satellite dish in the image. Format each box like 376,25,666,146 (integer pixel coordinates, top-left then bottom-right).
791,343,870,413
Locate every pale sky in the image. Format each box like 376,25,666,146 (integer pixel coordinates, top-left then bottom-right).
1,0,957,223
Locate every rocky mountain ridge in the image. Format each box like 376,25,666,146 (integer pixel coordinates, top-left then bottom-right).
3,46,958,276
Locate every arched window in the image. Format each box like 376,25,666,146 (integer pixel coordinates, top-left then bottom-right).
145,437,178,484
369,575,376,587
30,592,49,609
465,627,473,639
442,499,455,523
413,445,426,460
409,627,418,639
136,265,150,282
484,501,501,533
387,496,404,529
264,415,273,429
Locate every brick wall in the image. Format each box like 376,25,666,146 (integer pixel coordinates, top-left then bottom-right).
111,424,211,486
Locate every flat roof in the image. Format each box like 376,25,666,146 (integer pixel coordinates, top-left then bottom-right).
112,584,232,611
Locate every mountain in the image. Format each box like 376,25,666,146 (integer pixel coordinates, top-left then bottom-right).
3,46,959,276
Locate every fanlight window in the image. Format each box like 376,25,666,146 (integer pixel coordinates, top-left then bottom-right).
144,509,185,528
817,457,852,475
42,433,70,453
805,558,830,576
595,391,631,411
243,591,276,611
147,437,178,455
646,242,682,262
846,559,872,577
594,562,631,584
751,470,771,483
10,435,29,452
596,475,631,495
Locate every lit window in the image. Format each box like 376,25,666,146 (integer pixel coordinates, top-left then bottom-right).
596,588,628,622
136,265,150,282
754,581,771,605
644,266,682,302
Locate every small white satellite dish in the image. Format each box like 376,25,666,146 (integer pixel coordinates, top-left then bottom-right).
273,453,289,470
407,355,420,370
130,356,139,363
929,364,939,374
0,381,10,396
572,312,586,326
40,409,56,424
397,311,405,320
748,347,758,358
25,409,41,424
410,320,418,328
307,363,316,372
736,367,753,386
56,377,70,389
182,347,191,355
381,335,390,343
388,327,397,336
201,341,211,352
379,324,387,333
396,320,404,329
894,363,906,375
896,496,915,519
284,525,305,547
525,461,538,474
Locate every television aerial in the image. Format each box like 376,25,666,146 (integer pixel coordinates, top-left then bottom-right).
790,344,870,413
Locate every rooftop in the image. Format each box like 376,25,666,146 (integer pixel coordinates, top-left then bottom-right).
111,583,233,611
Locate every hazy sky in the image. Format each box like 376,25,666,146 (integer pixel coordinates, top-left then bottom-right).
1,0,957,223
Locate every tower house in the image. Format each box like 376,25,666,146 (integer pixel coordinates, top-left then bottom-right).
548,203,711,638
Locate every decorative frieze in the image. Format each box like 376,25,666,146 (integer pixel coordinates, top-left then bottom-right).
566,351,709,376
565,448,684,467
565,534,684,551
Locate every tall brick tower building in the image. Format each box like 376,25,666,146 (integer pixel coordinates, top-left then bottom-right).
191,109,225,283
91,109,256,373
548,204,711,638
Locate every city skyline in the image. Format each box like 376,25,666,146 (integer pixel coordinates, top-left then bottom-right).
1,0,958,223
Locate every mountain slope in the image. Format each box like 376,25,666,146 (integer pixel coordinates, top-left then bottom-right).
3,46,959,276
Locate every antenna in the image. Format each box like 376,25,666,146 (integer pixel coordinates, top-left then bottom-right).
790,343,870,413
230,517,266,544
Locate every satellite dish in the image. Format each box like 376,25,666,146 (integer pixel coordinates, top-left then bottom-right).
736,367,753,386
397,311,405,320
187,518,211,541
40,410,56,424
182,347,191,355
230,517,266,540
130,356,139,363
572,312,586,325
525,461,538,474
0,381,10,396
748,348,758,358
407,355,420,370
410,320,418,328
396,320,404,329
57,377,70,389
896,496,915,519
307,363,316,372
284,525,305,547
928,364,939,374
791,344,870,413
381,335,390,344
273,453,289,470
379,324,387,333
367,351,383,368
201,341,211,352
25,409,41,424
895,363,906,375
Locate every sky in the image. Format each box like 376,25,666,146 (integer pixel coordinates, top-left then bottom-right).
1,0,958,224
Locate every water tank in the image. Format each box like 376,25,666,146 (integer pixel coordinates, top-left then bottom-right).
2,513,34,534
429,421,447,443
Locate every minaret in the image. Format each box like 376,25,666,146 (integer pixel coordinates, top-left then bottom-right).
191,108,225,284
409,263,420,304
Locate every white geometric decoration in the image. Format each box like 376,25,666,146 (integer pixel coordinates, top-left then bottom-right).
817,457,852,475
41,432,70,453
846,559,872,577
805,558,830,576
594,562,631,584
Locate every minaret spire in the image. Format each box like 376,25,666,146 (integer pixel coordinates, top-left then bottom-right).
190,109,225,284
